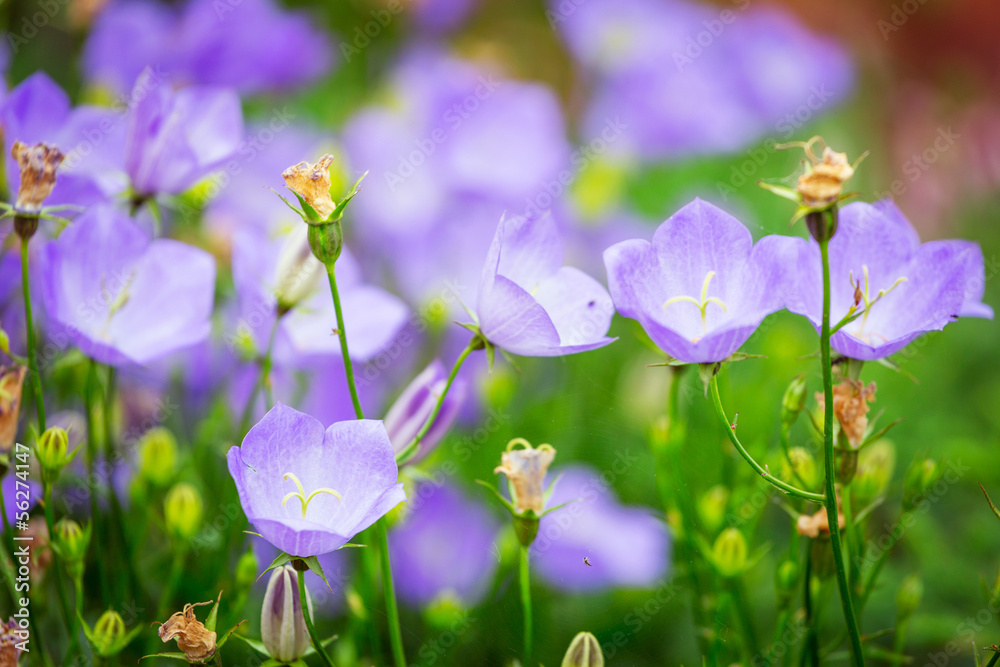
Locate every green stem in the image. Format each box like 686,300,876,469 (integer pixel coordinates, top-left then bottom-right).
709,376,825,504
395,339,477,464
519,544,533,667
819,231,865,667
238,316,280,437
731,579,761,662
985,651,1000,667
298,567,336,667
803,549,819,667
84,359,110,606
103,367,136,604
42,482,75,653
890,618,908,667
20,235,45,432
325,263,364,420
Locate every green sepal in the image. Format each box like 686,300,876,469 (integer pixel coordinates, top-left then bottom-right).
697,362,721,397
875,356,919,384
328,171,368,223
857,418,903,451
77,610,143,657
215,619,247,650
979,484,1000,524
301,554,333,591
270,188,307,219
138,651,191,662
258,552,293,581
539,498,578,519
756,180,800,202
204,591,222,632
475,479,517,516
290,191,323,224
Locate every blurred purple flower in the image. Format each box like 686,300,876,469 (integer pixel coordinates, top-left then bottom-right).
410,0,477,32
531,465,669,592
125,68,243,197
389,482,499,607
39,206,216,366
383,360,467,463
227,403,405,556
777,200,993,360
84,0,334,95
3,474,40,524
477,212,615,357
604,198,785,363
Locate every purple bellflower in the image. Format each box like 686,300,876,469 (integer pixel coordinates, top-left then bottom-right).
603,198,785,363
39,206,216,367
227,403,406,557
383,360,468,463
388,482,499,607
778,199,993,360
476,212,615,357
531,465,669,592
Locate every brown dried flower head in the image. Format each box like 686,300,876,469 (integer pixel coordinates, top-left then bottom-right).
282,155,335,220
0,366,27,454
797,145,855,208
157,600,217,662
796,507,846,539
817,379,876,449
494,438,556,514
11,141,65,214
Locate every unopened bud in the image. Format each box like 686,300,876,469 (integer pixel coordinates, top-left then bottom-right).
36,426,73,475
164,483,204,541
53,518,90,578
896,575,923,621
93,610,126,656
697,485,729,535
562,631,604,667
780,375,808,426
262,565,312,663
138,427,178,486
781,447,818,489
712,528,748,578
775,560,799,602
424,593,465,632
902,458,941,511
273,225,323,311
853,440,895,502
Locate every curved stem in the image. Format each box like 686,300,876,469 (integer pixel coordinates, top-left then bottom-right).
519,544,533,667
298,568,336,667
395,340,477,464
709,377,825,503
325,264,364,420
20,235,45,432
238,317,280,437
819,233,865,667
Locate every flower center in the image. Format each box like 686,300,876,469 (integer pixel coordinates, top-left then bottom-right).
281,472,342,519
849,265,907,340
663,270,729,333
97,271,136,341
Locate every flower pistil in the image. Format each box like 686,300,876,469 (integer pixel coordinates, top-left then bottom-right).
281,472,342,519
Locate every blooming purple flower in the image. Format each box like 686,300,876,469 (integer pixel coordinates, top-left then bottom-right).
383,360,467,463
388,482,499,607
531,465,669,592
777,200,993,360
83,0,334,95
477,212,615,357
603,198,785,363
125,68,243,197
39,205,216,366
227,403,406,556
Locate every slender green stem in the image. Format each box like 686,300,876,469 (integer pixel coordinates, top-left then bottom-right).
731,579,760,661
818,232,865,667
890,618,908,667
709,377,825,503
298,568,336,667
238,317,281,437
803,550,819,667
20,235,45,432
41,482,75,651
519,544,533,667
84,359,110,606
103,367,136,604
325,264,364,420
395,339,477,464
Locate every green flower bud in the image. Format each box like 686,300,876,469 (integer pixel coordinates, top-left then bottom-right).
424,592,466,632
137,427,178,487
781,447,818,489
35,426,75,476
0,328,9,357
896,575,923,621
235,548,258,592
562,631,604,667
902,458,941,511
853,440,895,502
712,528,748,578
775,560,799,603
93,610,126,655
697,485,729,535
307,220,344,265
780,375,808,426
163,483,204,541
53,518,91,578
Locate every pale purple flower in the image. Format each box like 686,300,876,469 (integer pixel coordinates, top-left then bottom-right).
777,200,993,360
603,198,785,363
227,403,405,556
531,465,669,592
476,212,615,357
410,0,477,32
3,474,39,525
39,206,216,366
388,482,499,607
383,360,467,463
125,68,243,197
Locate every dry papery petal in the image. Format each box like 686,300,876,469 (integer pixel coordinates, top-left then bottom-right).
158,601,217,662
282,155,336,219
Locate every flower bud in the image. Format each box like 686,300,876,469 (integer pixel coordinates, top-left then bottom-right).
780,375,808,426
781,447,818,489
0,366,27,454
423,593,466,632
562,631,604,667
235,548,258,592
92,610,127,656
164,483,204,541
307,220,344,265
895,574,923,621
697,485,729,535
53,518,90,579
712,528,748,578
35,426,73,475
853,439,895,502
273,225,324,311
11,141,65,215
902,458,941,511
385,360,467,464
775,560,799,604
137,427,178,486
261,564,312,663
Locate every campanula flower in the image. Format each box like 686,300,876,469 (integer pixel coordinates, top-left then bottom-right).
476,212,615,357
125,68,243,198
384,360,467,463
227,403,406,557
39,206,216,366
777,200,993,360
388,482,499,607
603,198,785,363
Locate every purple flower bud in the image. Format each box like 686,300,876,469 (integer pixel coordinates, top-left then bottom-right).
261,564,311,663
384,360,467,463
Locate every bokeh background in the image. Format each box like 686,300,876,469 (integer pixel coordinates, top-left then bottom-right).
2,0,999,664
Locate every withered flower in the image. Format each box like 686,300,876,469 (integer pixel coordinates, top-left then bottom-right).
282,155,335,220
0,618,24,666
796,507,846,539
157,600,217,662
816,379,876,449
11,141,64,214
796,144,855,209
494,439,556,514
0,366,27,454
